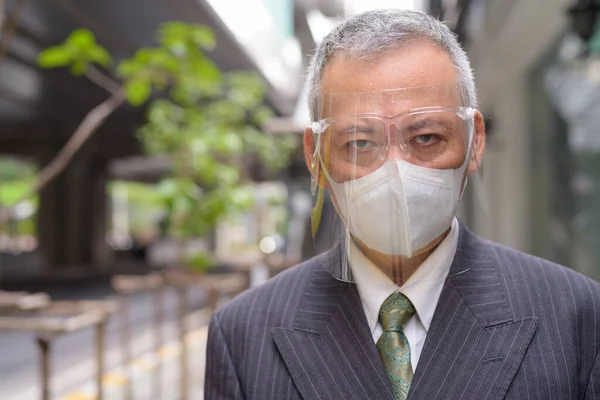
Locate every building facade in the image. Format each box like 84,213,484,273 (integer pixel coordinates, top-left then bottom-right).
431,0,600,280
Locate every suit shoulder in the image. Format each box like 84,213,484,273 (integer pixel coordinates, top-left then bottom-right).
486,239,598,282
485,239,600,305
213,252,327,330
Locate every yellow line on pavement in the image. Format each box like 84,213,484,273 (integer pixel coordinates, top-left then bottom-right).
130,355,156,372
61,392,95,400
159,343,180,359
59,325,209,399
102,372,128,386
186,327,208,344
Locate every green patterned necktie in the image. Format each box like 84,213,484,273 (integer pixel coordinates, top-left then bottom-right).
376,292,416,400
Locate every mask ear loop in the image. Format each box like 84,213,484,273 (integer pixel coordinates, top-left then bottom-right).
310,122,327,239
310,121,324,195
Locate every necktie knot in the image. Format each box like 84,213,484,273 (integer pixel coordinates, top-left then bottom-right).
379,292,415,332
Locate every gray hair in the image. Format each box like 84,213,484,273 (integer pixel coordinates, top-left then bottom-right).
306,9,477,121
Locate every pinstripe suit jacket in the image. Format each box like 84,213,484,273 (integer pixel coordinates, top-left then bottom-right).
205,224,600,399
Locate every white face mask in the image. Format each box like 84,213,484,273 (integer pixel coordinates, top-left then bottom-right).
325,150,470,258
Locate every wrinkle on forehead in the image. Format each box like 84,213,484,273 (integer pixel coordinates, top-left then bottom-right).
319,83,464,119
321,40,459,96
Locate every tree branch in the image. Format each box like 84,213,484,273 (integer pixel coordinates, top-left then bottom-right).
85,64,121,95
0,88,126,225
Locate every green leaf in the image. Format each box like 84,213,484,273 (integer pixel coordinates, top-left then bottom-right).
89,46,113,67
156,178,178,198
159,22,216,51
68,29,96,50
173,195,193,215
252,106,274,126
186,251,214,272
117,59,143,78
125,78,153,106
135,48,155,63
222,132,243,154
38,29,113,72
169,41,187,57
191,26,216,50
190,137,209,155
216,165,240,186
226,71,265,109
194,58,221,84
158,22,188,46
37,46,73,68
70,60,89,76
230,186,255,209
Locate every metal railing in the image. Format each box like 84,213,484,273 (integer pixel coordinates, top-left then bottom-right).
0,294,118,400
0,269,248,400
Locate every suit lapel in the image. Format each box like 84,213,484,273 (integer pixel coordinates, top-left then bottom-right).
408,225,538,400
271,244,394,400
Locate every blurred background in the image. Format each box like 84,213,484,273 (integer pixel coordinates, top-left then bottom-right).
0,0,598,399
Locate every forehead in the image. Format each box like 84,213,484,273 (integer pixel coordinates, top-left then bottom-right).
319,41,461,114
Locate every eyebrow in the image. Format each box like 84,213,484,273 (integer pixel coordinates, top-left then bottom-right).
408,118,447,131
338,119,379,132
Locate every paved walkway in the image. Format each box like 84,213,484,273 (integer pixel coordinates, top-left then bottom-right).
57,318,209,400
2,265,270,399
1,285,210,400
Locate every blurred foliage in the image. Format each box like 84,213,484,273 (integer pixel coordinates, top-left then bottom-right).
0,179,37,207
37,22,297,271
108,181,162,237
0,157,38,214
37,29,113,76
185,250,215,271
0,158,38,236
0,158,37,182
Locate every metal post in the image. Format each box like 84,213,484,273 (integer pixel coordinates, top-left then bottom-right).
96,318,106,400
119,294,132,400
177,285,189,400
153,285,164,399
37,335,52,400
207,285,219,314
243,269,251,291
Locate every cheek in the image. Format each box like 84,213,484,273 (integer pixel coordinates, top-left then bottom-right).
415,147,466,170
446,138,472,169
326,160,352,183
325,158,377,183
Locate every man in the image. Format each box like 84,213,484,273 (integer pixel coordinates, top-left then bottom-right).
205,10,600,400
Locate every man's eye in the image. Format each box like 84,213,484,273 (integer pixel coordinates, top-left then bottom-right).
411,134,439,145
348,140,375,149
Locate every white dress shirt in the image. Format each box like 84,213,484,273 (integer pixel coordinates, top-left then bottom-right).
348,217,460,372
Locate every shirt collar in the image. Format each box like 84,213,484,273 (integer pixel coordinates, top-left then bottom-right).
349,218,460,333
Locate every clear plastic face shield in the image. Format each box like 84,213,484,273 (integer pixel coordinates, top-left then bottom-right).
308,82,487,283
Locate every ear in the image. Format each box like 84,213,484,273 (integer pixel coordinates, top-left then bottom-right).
468,109,486,174
303,127,328,188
